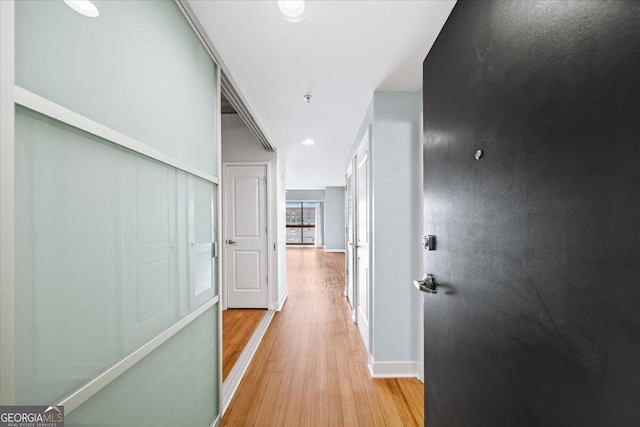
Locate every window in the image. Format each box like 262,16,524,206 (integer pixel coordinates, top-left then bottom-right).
286,202,316,245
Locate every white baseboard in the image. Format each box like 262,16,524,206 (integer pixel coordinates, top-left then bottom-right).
277,289,288,311
368,361,421,379
324,249,346,253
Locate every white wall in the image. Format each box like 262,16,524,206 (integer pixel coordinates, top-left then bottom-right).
346,91,423,374
276,149,288,309
324,186,346,251
221,114,287,310
286,190,325,201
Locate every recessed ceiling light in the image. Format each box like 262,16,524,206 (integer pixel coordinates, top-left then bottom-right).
303,94,313,103
277,0,307,22
64,0,100,17
301,139,315,146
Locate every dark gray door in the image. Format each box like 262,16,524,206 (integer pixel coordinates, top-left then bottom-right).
422,1,640,425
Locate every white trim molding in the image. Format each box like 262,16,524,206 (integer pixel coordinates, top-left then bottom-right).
14,86,218,186
368,360,421,379
366,124,374,366
277,289,288,311
215,62,224,424
59,297,218,414
324,249,346,253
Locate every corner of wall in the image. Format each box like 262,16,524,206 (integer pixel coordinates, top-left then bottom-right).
276,149,288,308
369,90,424,365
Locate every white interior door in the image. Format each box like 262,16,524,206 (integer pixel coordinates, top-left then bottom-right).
346,165,356,321
355,135,370,351
224,164,268,308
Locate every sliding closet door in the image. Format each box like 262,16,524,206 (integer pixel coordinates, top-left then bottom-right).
14,108,220,425
9,1,222,425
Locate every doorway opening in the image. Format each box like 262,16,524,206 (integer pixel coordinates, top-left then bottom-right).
219,97,273,414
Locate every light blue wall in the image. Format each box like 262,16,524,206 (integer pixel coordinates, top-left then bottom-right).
345,98,374,171
286,190,325,201
346,91,423,365
371,91,423,364
324,186,346,251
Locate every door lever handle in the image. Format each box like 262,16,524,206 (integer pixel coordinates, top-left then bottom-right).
413,274,437,294
226,239,237,245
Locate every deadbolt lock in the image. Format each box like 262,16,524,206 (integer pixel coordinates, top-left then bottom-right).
423,235,436,251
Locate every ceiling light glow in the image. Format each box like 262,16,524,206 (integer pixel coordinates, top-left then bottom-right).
64,0,100,17
301,139,315,146
277,0,307,22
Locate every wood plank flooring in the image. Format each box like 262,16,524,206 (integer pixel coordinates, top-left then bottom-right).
221,248,424,426
223,309,267,380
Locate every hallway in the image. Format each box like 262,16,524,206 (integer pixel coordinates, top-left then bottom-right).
221,248,423,426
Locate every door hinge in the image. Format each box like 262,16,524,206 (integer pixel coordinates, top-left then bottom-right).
266,275,268,283
273,243,276,251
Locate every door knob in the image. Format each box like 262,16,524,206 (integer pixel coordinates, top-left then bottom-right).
226,239,237,245
413,274,437,294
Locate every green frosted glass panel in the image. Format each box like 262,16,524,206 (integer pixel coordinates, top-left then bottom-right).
15,106,217,405
190,176,218,309
66,306,219,427
15,0,217,176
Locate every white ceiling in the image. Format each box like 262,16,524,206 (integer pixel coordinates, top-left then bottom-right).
188,0,456,189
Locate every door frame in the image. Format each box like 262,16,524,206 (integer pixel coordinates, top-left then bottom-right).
221,161,273,311
418,112,425,383
352,126,373,356
345,162,356,322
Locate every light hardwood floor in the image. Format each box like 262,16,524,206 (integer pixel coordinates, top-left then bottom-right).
223,309,267,380
221,248,424,426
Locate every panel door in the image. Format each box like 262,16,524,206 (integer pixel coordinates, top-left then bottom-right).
345,165,356,320
224,164,268,309
355,136,370,351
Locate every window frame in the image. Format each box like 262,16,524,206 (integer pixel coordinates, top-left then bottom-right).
286,201,316,245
